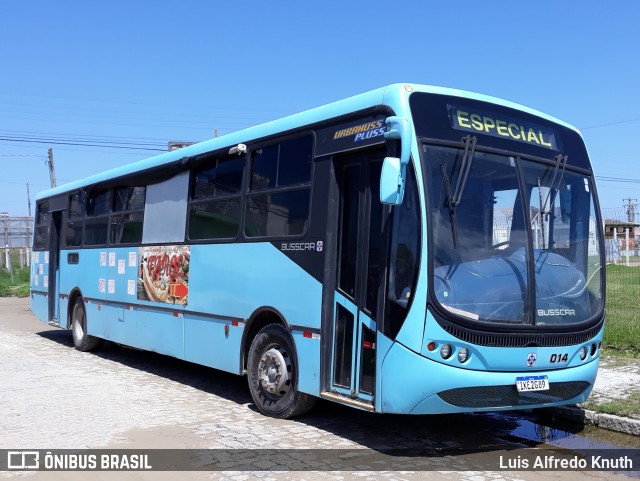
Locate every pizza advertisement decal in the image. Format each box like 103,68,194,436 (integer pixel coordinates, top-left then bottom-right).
138,245,190,305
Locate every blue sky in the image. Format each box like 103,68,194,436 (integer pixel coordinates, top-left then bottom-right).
1,1,639,216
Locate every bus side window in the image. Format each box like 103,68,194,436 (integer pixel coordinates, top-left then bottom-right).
142,171,190,245
189,155,245,240
111,186,146,245
245,135,313,238
66,191,85,247
84,190,110,246
33,201,49,251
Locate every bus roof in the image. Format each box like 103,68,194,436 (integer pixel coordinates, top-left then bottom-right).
35,83,579,201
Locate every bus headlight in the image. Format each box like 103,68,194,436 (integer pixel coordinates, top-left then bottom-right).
440,344,452,359
579,346,587,361
457,347,469,363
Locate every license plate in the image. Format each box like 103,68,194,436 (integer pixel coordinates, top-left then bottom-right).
515,375,549,392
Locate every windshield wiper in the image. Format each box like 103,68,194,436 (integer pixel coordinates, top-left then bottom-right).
453,135,477,206
441,135,477,249
537,154,568,250
441,163,458,247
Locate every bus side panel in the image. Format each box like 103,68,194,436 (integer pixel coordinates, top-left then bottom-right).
188,243,323,328
58,296,70,328
101,305,127,343
30,252,48,323
291,331,320,396
188,243,323,391
183,315,242,375
132,309,183,359
84,300,106,339
75,249,108,300
30,292,48,323
66,249,108,338
58,249,84,327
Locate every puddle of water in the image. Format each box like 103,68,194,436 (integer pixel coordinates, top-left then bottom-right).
512,412,640,449
494,412,640,477
491,411,640,449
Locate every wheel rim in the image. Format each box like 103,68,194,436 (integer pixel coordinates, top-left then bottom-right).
257,347,291,396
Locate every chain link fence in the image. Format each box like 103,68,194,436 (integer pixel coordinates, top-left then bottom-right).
601,207,640,350
0,214,33,272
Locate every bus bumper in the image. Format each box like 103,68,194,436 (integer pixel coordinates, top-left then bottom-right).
380,341,599,414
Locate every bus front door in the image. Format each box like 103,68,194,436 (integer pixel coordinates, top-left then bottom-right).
328,152,383,408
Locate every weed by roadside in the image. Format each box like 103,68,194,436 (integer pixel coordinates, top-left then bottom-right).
0,268,30,297
581,392,640,420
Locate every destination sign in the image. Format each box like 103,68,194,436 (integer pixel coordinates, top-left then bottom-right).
448,105,559,150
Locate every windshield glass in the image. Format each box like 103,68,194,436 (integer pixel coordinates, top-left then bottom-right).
423,144,603,327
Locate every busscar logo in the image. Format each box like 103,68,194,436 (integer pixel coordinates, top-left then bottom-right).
8,451,39,469
281,241,324,253
537,309,576,316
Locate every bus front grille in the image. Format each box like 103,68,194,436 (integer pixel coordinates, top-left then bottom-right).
437,381,590,408
439,322,603,348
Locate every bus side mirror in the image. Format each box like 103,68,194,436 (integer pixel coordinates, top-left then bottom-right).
380,157,405,205
381,116,413,205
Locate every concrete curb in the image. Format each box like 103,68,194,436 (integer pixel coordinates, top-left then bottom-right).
540,405,640,436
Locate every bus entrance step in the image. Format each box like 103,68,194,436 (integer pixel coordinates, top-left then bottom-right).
320,392,374,411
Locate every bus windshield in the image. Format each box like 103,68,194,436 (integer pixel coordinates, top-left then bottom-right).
423,143,604,327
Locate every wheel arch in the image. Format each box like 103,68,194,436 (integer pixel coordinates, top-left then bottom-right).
66,288,84,329
240,306,296,376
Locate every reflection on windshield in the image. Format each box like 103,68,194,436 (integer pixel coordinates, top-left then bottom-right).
424,144,603,327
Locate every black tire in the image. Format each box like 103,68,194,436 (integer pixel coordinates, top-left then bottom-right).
71,299,102,352
247,324,315,418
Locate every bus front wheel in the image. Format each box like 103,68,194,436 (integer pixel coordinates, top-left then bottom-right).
71,299,102,352
247,324,315,419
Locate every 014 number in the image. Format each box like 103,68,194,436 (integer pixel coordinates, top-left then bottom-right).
550,353,568,363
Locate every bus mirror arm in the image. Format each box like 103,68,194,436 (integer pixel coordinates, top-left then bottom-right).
380,116,413,205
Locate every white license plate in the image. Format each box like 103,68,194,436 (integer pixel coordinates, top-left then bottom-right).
515,375,549,392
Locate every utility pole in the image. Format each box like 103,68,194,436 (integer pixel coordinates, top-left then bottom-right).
26,183,32,266
1,212,12,279
26,182,32,217
624,198,638,223
47,148,57,188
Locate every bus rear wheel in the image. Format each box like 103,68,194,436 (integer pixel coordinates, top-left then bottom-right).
71,299,102,352
247,324,315,419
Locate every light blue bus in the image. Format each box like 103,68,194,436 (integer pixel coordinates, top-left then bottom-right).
30,84,605,418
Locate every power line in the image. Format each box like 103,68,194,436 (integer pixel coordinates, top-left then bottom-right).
596,176,640,184
581,118,640,130
0,132,165,147
0,128,170,144
0,136,166,152
0,154,46,158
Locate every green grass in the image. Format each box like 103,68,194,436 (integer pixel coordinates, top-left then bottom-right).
582,391,640,419
0,267,30,297
605,264,640,353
